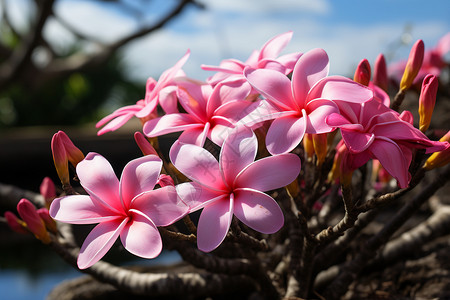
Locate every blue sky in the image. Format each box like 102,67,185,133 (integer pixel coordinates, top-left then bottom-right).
5,0,450,81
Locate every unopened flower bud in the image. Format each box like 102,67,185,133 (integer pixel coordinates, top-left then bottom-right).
57,131,84,168
424,131,450,170
373,54,388,92
400,39,425,91
313,133,328,166
418,74,438,132
303,133,314,159
40,177,56,207
37,208,57,233
51,133,69,186
134,132,158,156
4,211,28,234
328,140,347,183
353,59,371,86
17,199,51,244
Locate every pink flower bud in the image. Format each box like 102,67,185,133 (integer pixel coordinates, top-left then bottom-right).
134,132,158,156
373,54,388,92
156,174,175,187
37,208,57,233
353,59,371,86
40,177,56,207
4,211,28,234
400,39,425,91
57,131,84,167
17,199,51,244
424,131,450,170
418,74,438,132
51,133,70,186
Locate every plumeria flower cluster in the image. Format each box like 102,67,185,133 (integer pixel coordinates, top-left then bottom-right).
39,31,450,271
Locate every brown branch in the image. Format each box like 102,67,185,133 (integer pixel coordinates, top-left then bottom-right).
0,0,55,89
0,182,45,208
322,165,450,299
49,235,257,298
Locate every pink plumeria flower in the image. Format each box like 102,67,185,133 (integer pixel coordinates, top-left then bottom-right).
241,48,373,155
170,126,301,252
50,153,188,269
327,98,449,188
201,31,302,89
96,50,190,135
143,78,253,147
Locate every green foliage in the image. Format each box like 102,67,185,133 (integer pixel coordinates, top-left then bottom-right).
0,55,145,128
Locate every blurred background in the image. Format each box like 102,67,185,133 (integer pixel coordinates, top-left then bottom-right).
0,0,449,299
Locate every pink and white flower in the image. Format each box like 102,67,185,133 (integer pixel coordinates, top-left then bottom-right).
170,126,301,252
50,153,188,269
241,48,373,155
96,50,190,135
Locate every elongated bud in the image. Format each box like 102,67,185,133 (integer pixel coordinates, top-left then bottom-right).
400,39,424,91
157,174,175,187
303,133,314,159
37,208,57,233
40,177,56,207
57,131,84,167
17,199,51,244
328,140,347,183
134,132,158,156
312,133,328,166
51,133,69,186
353,59,371,86
418,74,438,132
373,54,388,92
4,211,28,234
286,179,299,198
424,131,450,170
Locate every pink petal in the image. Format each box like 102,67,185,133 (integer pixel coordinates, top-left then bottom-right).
96,105,142,135
119,155,162,209
209,117,235,146
292,48,329,106
305,98,339,134
178,122,209,146
235,153,300,192
143,113,202,137
233,188,284,234
77,153,122,213
369,138,409,188
176,182,228,212
197,197,233,252
134,100,158,119
207,78,251,117
326,112,364,131
177,83,209,121
258,31,293,60
220,126,257,187
266,114,307,155
130,186,188,226
275,52,303,73
120,210,162,259
77,218,128,269
341,130,375,153
309,75,373,104
49,195,121,224
343,150,372,171
158,86,179,114
170,141,227,192
156,50,190,89
244,67,297,111
237,100,296,128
